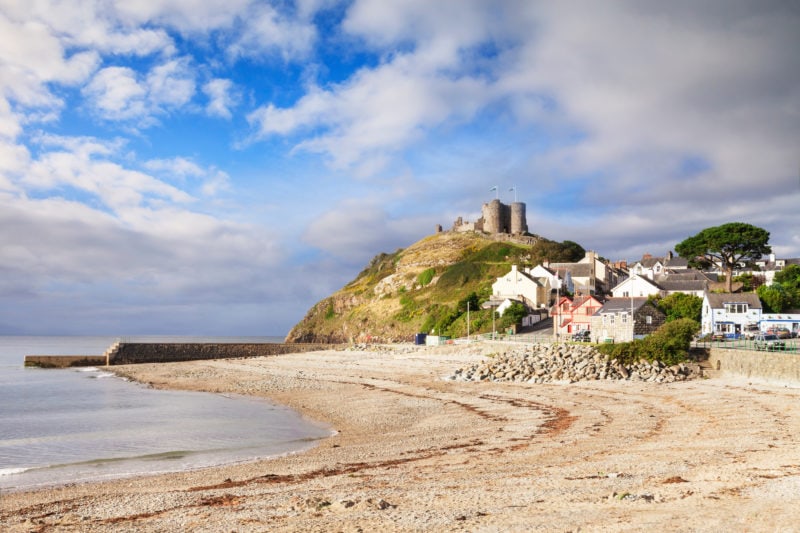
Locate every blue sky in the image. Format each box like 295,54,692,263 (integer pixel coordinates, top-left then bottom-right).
1,1,798,336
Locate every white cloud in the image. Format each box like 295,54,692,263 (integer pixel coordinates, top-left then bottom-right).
249,53,489,173
22,135,193,211
145,156,230,196
226,2,317,61
83,66,148,120
146,58,195,108
202,78,235,118
83,58,196,123
302,199,428,264
113,0,252,33
145,156,206,178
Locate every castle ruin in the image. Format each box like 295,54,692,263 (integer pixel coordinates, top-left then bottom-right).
451,199,528,236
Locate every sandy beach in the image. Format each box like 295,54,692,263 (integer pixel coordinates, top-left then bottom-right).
2,342,800,532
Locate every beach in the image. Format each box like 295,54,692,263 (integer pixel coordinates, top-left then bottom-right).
2,343,799,532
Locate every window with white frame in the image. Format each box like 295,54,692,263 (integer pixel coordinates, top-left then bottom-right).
724,303,748,314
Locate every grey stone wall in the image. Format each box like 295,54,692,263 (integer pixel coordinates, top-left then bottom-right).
111,343,337,365
708,347,800,383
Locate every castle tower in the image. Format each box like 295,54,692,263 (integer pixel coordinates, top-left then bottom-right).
510,202,527,234
482,199,503,234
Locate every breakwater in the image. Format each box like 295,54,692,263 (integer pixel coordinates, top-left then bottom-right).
25,342,338,368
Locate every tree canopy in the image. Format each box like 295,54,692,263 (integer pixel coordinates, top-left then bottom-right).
675,222,771,292
650,293,703,323
530,238,586,264
758,264,800,312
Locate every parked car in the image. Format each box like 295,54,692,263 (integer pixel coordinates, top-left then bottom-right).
743,325,761,340
767,328,792,339
571,330,591,342
753,333,785,351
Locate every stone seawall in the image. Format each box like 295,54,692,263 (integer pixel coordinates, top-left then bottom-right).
24,355,108,368
708,347,800,384
25,343,338,368
111,343,338,365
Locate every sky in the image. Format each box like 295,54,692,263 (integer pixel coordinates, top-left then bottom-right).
0,1,798,336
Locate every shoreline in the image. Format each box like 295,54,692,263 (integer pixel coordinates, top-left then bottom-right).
2,343,800,531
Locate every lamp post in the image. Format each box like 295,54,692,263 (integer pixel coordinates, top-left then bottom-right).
492,303,496,340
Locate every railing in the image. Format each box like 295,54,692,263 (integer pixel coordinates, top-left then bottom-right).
693,337,798,352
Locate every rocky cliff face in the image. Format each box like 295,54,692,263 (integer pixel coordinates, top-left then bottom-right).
285,232,537,344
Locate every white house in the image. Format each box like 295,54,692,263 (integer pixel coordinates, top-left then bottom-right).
528,264,569,293
630,251,689,280
610,274,661,298
701,292,762,338
491,265,551,310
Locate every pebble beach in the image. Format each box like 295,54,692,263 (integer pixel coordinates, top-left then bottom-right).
2,342,799,532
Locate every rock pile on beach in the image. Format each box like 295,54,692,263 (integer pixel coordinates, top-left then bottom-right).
448,343,699,384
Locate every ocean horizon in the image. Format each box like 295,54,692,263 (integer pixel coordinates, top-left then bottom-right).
0,336,332,492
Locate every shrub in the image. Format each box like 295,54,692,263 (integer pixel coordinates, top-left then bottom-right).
595,318,699,366
417,268,436,287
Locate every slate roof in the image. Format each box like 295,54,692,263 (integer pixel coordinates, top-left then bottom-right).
595,297,650,315
550,263,593,278
704,292,762,309
656,279,707,292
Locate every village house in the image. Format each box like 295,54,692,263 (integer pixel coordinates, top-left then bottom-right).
547,251,622,296
490,265,551,311
629,251,689,280
528,264,573,296
739,253,800,286
551,294,603,339
589,297,666,343
701,292,762,339
611,270,711,299
610,274,661,298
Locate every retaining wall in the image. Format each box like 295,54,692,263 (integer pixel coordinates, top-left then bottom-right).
708,347,800,384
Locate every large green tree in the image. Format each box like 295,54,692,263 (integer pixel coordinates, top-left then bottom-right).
675,223,771,292
651,293,703,323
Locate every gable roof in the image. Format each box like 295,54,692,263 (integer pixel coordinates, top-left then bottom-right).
549,262,593,278
596,297,651,314
611,275,660,293
705,292,762,309
655,279,708,292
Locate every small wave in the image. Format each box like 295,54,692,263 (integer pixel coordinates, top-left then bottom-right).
75,367,99,372
0,467,33,476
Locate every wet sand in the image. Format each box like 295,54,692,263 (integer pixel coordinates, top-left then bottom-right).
2,343,799,532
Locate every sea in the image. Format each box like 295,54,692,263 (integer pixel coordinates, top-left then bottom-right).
0,336,333,492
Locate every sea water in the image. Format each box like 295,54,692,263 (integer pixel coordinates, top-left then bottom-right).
0,336,332,491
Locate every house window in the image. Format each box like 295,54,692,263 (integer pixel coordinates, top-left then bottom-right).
610,315,615,325
724,303,748,314
602,315,607,324
646,316,652,325
621,313,627,324
623,291,629,297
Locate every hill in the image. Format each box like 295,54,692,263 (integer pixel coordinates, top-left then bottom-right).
286,232,543,343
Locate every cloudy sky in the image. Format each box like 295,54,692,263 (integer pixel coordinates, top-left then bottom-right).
1,1,798,335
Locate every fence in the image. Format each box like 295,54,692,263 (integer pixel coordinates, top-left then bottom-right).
693,337,799,353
